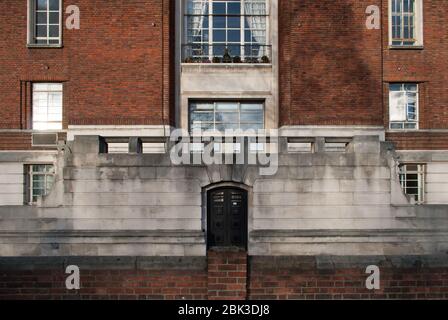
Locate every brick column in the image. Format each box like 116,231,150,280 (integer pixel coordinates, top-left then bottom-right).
207,250,248,300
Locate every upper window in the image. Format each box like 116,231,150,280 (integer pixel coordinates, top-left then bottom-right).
189,101,265,132
28,0,62,46
389,0,423,47
389,83,419,130
32,83,63,131
183,0,270,63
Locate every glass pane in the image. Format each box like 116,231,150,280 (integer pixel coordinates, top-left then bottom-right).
49,0,59,10
36,12,47,24
49,12,59,24
216,102,238,111
213,16,226,28
228,2,241,15
215,112,238,122
49,25,59,37
37,0,48,10
212,2,226,14
213,30,226,42
36,25,47,37
228,16,240,28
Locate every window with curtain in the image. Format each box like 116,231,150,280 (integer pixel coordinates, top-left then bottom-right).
184,0,269,63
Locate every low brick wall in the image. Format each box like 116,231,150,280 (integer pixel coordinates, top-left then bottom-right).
249,256,448,300
1,255,448,300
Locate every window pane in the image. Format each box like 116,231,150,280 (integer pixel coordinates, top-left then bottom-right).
37,0,48,10
49,12,59,24
36,12,47,24
49,0,59,10
49,25,59,37
36,25,47,37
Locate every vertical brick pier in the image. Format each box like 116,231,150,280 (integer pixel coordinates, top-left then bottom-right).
207,250,248,300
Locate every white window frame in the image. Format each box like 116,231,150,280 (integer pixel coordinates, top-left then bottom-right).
389,83,419,130
399,163,425,204
388,0,423,47
27,0,63,47
27,164,55,205
189,101,265,133
32,83,63,131
183,0,270,62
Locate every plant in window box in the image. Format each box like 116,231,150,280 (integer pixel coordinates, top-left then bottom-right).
222,49,232,63
201,57,211,63
244,57,259,64
261,55,270,64
184,56,194,63
212,56,222,63
233,56,242,63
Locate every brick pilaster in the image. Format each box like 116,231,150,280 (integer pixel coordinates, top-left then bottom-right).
207,250,248,300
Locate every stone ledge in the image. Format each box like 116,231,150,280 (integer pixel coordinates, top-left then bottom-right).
250,255,448,271
0,256,207,271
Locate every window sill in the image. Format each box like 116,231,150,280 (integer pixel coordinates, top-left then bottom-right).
181,62,272,68
388,45,424,50
27,44,64,49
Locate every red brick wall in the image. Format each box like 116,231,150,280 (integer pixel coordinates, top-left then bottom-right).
207,250,247,300
0,269,207,300
249,267,448,300
279,0,383,126
1,256,448,300
0,0,173,131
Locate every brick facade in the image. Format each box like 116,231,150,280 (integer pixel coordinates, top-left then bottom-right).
1,256,448,300
0,0,174,140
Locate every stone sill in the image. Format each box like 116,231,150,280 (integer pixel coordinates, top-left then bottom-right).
181,63,272,71
27,44,64,49
388,45,424,50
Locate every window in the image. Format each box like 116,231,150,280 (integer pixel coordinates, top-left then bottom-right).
32,83,63,131
389,83,418,130
389,0,423,47
399,164,425,204
26,164,55,204
184,0,270,63
189,101,264,132
28,0,62,46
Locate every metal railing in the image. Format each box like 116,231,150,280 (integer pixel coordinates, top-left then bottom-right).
182,44,272,64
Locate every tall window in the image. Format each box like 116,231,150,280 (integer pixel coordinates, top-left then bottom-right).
28,0,61,46
184,0,269,63
390,0,423,46
399,164,425,204
389,83,418,130
27,164,55,204
32,83,63,131
190,101,264,132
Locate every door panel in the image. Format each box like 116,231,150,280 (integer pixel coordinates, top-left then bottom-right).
207,188,247,249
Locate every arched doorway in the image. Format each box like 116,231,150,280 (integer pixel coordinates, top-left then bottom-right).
207,187,248,249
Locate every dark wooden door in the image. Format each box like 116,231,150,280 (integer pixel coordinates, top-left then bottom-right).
207,188,247,249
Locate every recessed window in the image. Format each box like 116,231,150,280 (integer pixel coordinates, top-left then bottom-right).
28,0,62,46
189,101,264,132
183,0,270,63
389,83,419,130
26,164,55,204
32,83,63,131
389,0,423,47
399,164,425,204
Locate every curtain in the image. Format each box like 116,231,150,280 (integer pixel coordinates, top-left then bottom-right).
244,1,267,57
188,1,209,57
